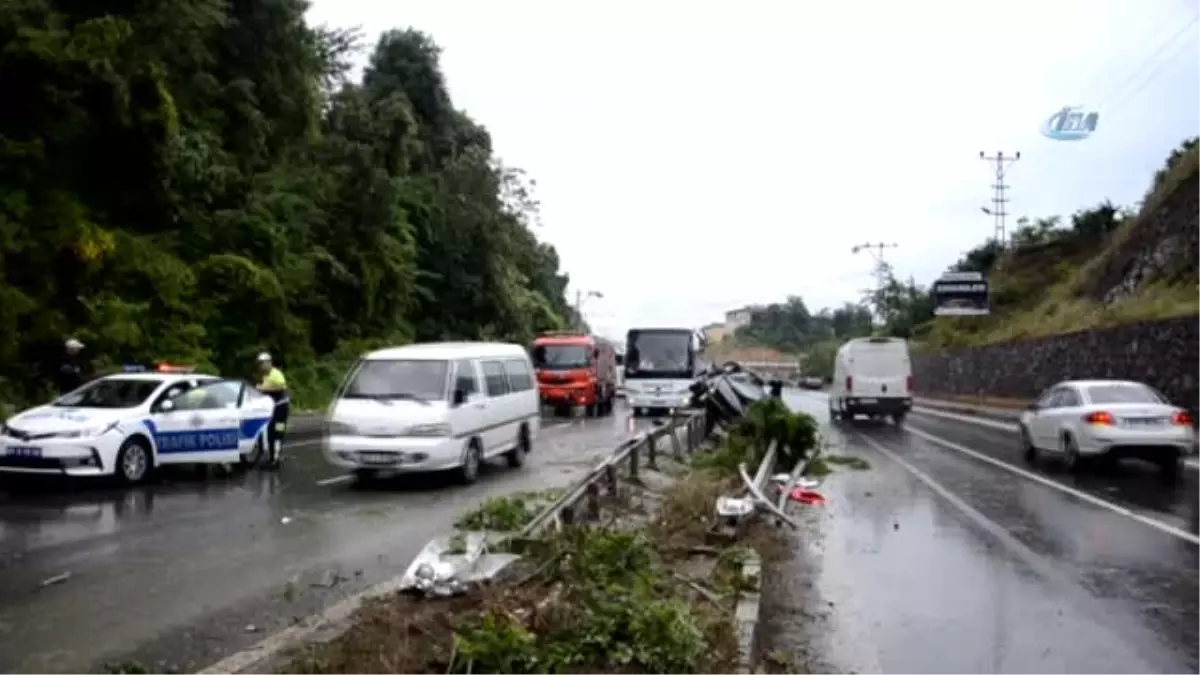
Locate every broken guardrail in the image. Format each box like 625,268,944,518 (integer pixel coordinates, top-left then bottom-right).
396,362,808,599
398,407,711,597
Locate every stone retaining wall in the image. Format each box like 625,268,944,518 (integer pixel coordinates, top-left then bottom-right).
912,315,1199,410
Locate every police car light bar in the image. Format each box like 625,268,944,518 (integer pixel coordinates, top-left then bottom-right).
156,362,196,373
121,364,149,373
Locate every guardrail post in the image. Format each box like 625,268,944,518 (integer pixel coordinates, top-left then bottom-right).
585,481,601,521
669,423,683,460
647,433,659,470
604,463,618,495
561,502,577,526
630,441,640,479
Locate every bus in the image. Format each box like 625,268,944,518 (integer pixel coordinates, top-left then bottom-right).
623,327,701,416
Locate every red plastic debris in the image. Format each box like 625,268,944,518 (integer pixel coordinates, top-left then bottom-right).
788,489,826,506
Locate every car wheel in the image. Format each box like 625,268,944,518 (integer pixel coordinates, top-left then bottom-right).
1019,426,1037,464
240,435,265,467
585,402,597,417
116,438,153,485
507,425,531,468
459,440,483,484
892,412,906,428
1061,435,1083,473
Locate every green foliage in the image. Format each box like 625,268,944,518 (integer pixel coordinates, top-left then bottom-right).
695,397,820,475
454,490,563,532
734,296,873,356
0,3,573,410
447,528,716,674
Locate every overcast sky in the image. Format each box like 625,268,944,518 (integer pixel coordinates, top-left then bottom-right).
306,0,1199,342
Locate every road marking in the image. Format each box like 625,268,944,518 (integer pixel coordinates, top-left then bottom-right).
911,406,1200,472
901,424,1200,546
912,405,1021,431
316,474,353,486
852,430,1200,673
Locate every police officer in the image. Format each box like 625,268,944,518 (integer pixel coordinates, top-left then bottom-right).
55,338,88,395
256,352,289,468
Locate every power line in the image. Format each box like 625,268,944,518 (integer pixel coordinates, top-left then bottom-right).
979,151,1020,246
1096,12,1199,112
1105,26,1199,119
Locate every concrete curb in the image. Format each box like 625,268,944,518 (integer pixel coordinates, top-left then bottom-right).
734,549,763,674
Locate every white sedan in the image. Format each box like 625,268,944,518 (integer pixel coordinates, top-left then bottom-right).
1018,379,1197,478
0,371,276,484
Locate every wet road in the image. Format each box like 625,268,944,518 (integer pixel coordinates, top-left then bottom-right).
761,390,1198,674
0,406,656,673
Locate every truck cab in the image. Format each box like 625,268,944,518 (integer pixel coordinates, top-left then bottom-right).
531,333,618,417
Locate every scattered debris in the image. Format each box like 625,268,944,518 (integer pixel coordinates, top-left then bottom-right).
37,572,71,589
244,624,261,633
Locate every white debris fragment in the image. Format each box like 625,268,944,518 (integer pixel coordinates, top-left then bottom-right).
37,572,71,589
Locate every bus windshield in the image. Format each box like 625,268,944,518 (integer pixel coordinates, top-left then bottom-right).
625,330,693,379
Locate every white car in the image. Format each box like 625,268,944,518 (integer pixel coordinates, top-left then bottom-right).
1018,379,1197,478
0,370,276,484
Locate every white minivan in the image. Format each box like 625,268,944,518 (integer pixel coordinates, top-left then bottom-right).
829,336,913,426
323,342,541,483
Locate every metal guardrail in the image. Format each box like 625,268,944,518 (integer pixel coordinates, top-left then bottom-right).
518,409,710,537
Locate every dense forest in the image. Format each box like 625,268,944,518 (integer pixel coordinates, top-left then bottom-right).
0,0,578,409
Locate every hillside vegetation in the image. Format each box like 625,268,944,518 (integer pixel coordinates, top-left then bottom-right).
729,137,1199,370
0,0,576,410
923,138,1198,349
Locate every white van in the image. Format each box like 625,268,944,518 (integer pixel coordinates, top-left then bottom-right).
829,337,913,425
323,342,540,483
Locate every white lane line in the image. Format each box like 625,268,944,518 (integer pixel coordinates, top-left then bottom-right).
901,424,1200,546
912,405,1021,431
911,406,1200,472
316,474,353,486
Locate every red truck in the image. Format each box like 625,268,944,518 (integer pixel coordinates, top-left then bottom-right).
531,332,618,417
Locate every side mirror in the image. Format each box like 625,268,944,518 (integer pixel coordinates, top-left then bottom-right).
1025,402,1039,412
592,348,600,360
159,399,175,412
452,389,468,406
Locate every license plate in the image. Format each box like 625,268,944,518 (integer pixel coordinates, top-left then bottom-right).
359,452,399,465
6,446,42,458
1125,418,1164,427
858,398,878,404
650,399,666,406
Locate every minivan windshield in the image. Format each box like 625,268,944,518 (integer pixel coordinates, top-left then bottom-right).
1085,383,1166,405
532,344,590,370
341,359,449,402
54,378,162,409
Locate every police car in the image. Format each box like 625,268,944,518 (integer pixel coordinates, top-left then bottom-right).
0,364,276,484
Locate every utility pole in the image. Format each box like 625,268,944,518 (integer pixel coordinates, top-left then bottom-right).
851,242,899,291
979,151,1020,247
851,242,899,327
574,289,602,332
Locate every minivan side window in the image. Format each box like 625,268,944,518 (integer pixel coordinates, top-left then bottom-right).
503,358,534,392
453,360,480,397
481,361,510,397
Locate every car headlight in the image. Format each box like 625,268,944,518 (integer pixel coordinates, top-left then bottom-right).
52,422,117,439
407,423,452,437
